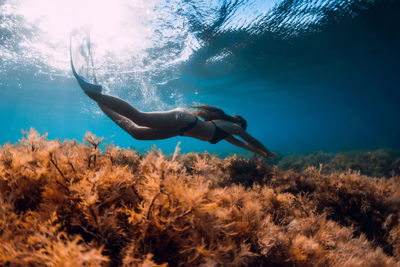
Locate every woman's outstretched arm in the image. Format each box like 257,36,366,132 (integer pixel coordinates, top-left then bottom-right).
236,130,274,157
219,122,274,158
225,135,272,158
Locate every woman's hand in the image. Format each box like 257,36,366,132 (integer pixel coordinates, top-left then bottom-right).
259,150,276,159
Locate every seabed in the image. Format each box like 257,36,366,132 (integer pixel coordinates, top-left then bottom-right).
0,128,399,266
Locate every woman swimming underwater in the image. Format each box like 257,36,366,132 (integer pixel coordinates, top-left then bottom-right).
71,55,274,158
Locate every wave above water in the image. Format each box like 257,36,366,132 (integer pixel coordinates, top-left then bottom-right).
2,0,398,82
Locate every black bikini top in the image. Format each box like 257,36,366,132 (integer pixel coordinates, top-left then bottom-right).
209,121,230,144
177,117,199,136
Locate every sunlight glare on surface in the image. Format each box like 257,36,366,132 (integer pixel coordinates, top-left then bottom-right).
16,0,156,67
2,0,198,109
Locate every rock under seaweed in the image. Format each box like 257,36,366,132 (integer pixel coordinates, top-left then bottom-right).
278,150,400,178
0,128,399,266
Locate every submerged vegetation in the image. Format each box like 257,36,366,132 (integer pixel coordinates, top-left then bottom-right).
0,128,399,266
278,150,400,178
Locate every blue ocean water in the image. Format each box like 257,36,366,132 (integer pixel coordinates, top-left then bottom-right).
1,0,399,156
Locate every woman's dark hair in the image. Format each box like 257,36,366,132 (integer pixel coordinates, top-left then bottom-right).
190,105,247,130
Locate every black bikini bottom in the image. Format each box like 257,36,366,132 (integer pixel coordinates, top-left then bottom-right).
177,117,199,136
209,121,230,144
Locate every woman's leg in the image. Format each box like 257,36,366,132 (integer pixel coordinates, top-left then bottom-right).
87,92,150,126
86,92,190,130
71,59,183,131
99,104,177,140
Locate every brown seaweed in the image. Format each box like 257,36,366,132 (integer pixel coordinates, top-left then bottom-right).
0,128,399,266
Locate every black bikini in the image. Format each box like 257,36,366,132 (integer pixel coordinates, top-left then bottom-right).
177,117,198,136
177,118,229,144
208,121,230,144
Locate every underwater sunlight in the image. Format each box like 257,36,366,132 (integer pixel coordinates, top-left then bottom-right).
1,0,400,265
1,0,399,152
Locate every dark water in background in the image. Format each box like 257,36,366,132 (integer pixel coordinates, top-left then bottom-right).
1,0,399,156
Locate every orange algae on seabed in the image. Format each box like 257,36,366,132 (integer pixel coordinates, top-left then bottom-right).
0,128,399,266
